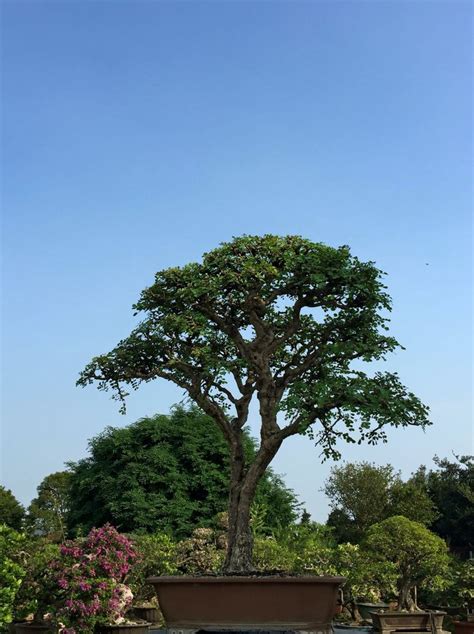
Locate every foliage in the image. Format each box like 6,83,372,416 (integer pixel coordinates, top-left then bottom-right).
426,455,473,555
333,543,396,606
12,537,60,622
365,515,451,610
455,559,474,612
389,468,438,527
176,527,225,574
324,462,396,543
67,406,299,538
26,471,72,542
254,523,337,574
0,524,26,628
78,234,430,454
48,524,137,633
253,536,297,572
419,557,473,611
127,532,177,604
78,234,430,571
0,486,25,531
324,462,437,543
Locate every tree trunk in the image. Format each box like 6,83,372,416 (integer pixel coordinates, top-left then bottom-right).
398,582,416,611
223,433,281,574
224,486,254,573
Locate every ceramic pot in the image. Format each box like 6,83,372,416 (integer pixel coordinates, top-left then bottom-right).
370,610,446,634
147,574,345,632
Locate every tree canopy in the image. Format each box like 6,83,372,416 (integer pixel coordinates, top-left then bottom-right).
426,455,473,556
26,471,72,542
0,486,25,532
324,461,437,543
365,515,451,610
78,235,430,571
67,406,299,538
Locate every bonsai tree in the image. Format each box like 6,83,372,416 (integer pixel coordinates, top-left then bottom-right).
365,515,451,610
78,235,430,573
332,543,397,618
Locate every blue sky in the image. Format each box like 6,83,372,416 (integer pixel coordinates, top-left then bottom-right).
2,0,472,521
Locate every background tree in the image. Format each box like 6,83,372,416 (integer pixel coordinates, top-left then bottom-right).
324,462,396,543
426,455,473,556
68,406,299,538
78,235,430,572
389,467,438,527
0,486,25,531
26,471,72,542
365,515,451,610
324,461,437,543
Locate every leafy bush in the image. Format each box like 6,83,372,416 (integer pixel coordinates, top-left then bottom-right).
0,524,26,628
253,536,296,571
333,543,397,606
176,527,224,574
456,559,474,613
127,532,177,604
12,537,60,623
254,523,337,574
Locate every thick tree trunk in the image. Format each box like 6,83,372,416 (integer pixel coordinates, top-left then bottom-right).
224,437,254,573
223,432,281,574
398,582,416,611
224,487,254,573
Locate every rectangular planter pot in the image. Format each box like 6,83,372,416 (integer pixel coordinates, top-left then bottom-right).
370,611,446,634
454,623,474,634
147,575,345,632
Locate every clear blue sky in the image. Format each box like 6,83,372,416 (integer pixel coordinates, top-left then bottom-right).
2,0,472,522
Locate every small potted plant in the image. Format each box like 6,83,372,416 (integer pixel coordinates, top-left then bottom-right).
331,543,395,623
365,516,451,633
48,524,150,634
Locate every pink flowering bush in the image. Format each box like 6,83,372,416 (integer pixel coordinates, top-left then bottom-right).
49,524,137,633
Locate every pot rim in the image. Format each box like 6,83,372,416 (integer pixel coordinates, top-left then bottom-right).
147,574,346,584
370,611,447,616
98,624,152,629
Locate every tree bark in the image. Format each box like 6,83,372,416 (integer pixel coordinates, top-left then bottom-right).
398,582,416,611
223,432,282,574
225,436,253,573
224,485,255,573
